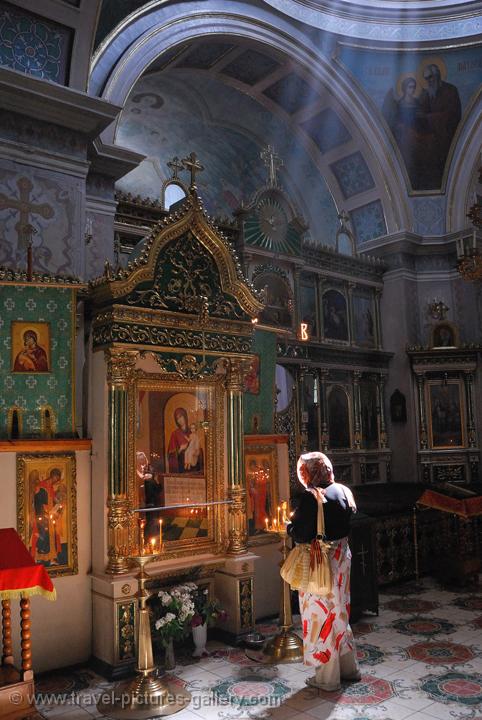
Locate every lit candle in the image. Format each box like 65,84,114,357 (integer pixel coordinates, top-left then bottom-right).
265,517,269,532
150,537,156,553
159,519,163,548
277,506,281,528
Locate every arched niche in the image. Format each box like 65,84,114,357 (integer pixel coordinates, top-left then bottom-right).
327,385,351,449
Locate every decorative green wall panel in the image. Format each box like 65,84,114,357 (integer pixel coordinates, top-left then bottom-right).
243,328,277,435
0,284,75,437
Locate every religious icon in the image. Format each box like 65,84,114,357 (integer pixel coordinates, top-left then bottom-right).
243,355,260,395
352,293,375,347
253,272,293,328
381,57,462,190
244,442,278,537
135,382,215,546
431,321,458,348
11,321,50,372
322,289,348,341
328,386,351,449
427,380,465,449
17,453,77,577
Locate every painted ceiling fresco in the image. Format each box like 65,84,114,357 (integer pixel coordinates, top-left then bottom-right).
337,43,482,191
116,70,341,246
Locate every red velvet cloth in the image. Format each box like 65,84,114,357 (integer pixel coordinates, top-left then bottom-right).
0,528,56,600
417,489,482,518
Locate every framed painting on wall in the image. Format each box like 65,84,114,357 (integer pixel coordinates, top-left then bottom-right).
17,453,77,576
352,292,375,347
426,380,465,449
11,321,51,373
134,378,222,552
244,441,279,538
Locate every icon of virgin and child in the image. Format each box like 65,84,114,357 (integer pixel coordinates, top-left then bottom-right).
167,407,204,473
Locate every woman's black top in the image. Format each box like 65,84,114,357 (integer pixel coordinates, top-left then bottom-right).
287,484,354,543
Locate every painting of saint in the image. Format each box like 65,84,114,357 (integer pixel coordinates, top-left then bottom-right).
167,407,203,473
322,289,348,341
11,323,50,372
328,387,351,449
244,355,260,395
353,294,375,347
255,274,293,328
432,322,457,348
429,382,464,448
300,281,318,336
17,453,77,576
382,61,461,190
245,445,277,536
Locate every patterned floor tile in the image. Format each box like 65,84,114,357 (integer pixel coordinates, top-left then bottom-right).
420,670,482,706
33,578,482,720
391,616,457,637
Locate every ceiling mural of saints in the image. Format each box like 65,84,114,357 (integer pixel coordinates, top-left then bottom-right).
337,45,481,191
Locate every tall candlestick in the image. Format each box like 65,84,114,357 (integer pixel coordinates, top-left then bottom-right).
140,519,145,554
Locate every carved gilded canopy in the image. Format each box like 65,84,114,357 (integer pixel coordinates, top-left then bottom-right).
90,191,263,358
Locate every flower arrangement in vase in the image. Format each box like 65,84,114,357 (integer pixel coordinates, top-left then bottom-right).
190,587,227,658
152,583,197,669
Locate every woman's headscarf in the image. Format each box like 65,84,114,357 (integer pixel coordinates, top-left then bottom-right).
296,451,356,510
297,452,334,489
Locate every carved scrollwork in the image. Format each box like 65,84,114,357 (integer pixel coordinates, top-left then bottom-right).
227,486,248,555
94,323,252,355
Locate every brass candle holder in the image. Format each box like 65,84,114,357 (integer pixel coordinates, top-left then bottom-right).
248,503,304,664
98,552,191,719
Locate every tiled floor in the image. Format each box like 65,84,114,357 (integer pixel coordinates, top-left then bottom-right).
35,579,482,720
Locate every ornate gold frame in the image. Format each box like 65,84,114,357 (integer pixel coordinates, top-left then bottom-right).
244,441,279,546
16,452,78,577
129,372,226,559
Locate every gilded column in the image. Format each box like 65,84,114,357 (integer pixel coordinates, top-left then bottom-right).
352,371,362,449
378,373,387,449
415,373,428,450
105,348,138,574
464,371,477,448
226,357,248,555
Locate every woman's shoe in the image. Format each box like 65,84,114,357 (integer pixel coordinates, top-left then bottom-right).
305,676,341,692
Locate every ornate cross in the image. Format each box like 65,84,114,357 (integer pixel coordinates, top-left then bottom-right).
167,156,184,181
260,145,283,187
0,177,54,253
182,152,204,189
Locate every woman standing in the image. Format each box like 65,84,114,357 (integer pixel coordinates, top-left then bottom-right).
287,451,360,692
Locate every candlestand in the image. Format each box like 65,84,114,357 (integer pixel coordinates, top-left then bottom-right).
98,553,191,718
261,530,304,663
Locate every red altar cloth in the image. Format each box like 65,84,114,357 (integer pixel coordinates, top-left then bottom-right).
0,528,56,601
417,489,482,519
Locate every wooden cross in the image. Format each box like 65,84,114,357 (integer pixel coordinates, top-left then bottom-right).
260,145,283,187
357,544,368,575
0,177,54,253
182,152,204,189
167,156,184,180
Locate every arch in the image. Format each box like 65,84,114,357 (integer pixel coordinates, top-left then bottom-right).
89,0,410,235
445,94,482,231
327,385,352,449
